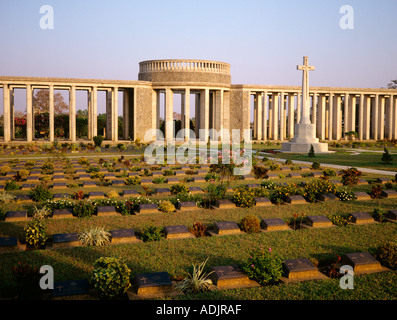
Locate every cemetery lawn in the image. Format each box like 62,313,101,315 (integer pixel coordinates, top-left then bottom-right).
1,196,396,300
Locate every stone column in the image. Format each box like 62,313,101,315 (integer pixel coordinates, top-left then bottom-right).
349,95,357,133
254,92,263,140
288,93,295,139
10,88,14,140
165,87,174,142
3,84,11,142
268,94,273,140
343,93,349,136
184,88,191,141
123,89,130,140
69,86,76,142
272,92,279,140
223,90,231,141
358,94,364,140
112,87,118,142
378,95,385,140
372,94,379,140
317,94,326,140
364,95,371,140
194,93,200,138
26,84,33,142
333,94,342,140
105,90,112,139
199,88,210,142
49,85,54,142
392,95,397,140
296,93,301,123
262,92,268,141
92,86,98,138
214,89,223,141
312,93,317,127
328,93,333,141
279,92,285,141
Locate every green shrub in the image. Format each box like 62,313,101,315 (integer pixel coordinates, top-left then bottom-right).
0,165,11,175
271,183,303,204
170,183,189,195
303,179,337,203
253,166,269,179
381,147,393,164
153,177,166,184
322,168,336,177
5,180,21,191
0,191,15,204
24,219,48,249
285,159,293,165
163,169,174,176
205,183,227,203
189,221,208,238
140,225,164,242
369,184,383,199
125,176,141,185
240,214,261,233
328,213,352,226
338,167,362,186
157,200,175,213
93,135,104,147
90,257,131,299
241,245,283,286
73,201,96,218
269,164,280,171
29,184,53,202
41,161,54,172
336,187,357,201
232,186,256,208
311,161,320,169
87,165,100,173
204,172,219,182
375,241,397,270
308,144,315,157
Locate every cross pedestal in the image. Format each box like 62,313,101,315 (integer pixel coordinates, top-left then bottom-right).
281,56,328,153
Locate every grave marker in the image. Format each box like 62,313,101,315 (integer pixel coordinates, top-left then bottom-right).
110,229,140,244
210,265,258,289
349,212,375,225
5,211,27,222
282,258,325,281
305,215,333,228
261,218,290,231
136,203,159,214
164,225,194,239
52,233,80,248
134,272,173,296
212,199,236,209
52,208,74,219
97,206,118,217
177,201,199,211
285,195,307,204
212,221,242,235
317,193,338,201
341,252,386,274
254,197,272,207
52,279,89,298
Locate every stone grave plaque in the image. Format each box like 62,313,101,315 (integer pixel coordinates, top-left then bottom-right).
341,252,383,274
376,177,392,184
280,166,291,171
192,177,205,183
97,206,118,217
0,236,19,253
15,194,32,202
164,225,194,239
317,193,338,201
26,176,40,182
53,182,67,189
287,172,302,178
386,210,397,221
53,175,66,181
140,178,152,185
196,169,208,175
174,170,185,176
123,189,138,197
128,172,140,177
241,174,255,180
134,272,173,296
210,265,253,288
104,173,115,179
354,191,371,200
213,221,241,235
283,258,319,280
330,180,342,186
349,212,374,225
299,166,310,171
381,189,397,198
22,184,34,190
305,215,333,228
110,229,140,244
254,197,272,207
29,171,41,176
5,211,27,222
356,179,368,185
311,172,322,177
78,174,91,180
261,218,289,231
88,191,104,199
166,177,180,184
136,203,159,214
112,180,125,186
189,186,203,193
52,208,74,219
266,173,279,179
151,171,163,177
212,199,236,209
246,184,261,189
285,195,307,204
83,181,96,188
52,279,89,298
53,193,70,200
177,201,198,211
155,188,171,196
52,233,80,248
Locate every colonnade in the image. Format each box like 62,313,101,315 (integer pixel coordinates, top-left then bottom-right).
249,89,397,142
0,79,136,143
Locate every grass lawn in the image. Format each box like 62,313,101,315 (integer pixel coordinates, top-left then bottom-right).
0,148,396,301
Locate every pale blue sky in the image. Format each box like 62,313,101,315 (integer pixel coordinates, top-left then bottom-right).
0,0,396,89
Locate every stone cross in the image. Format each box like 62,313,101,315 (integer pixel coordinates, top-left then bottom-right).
297,56,315,124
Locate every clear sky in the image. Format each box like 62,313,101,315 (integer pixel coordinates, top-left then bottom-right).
0,0,396,89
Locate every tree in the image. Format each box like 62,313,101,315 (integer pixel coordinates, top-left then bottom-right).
387,79,397,89
382,147,393,164
33,89,68,114
308,144,315,157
